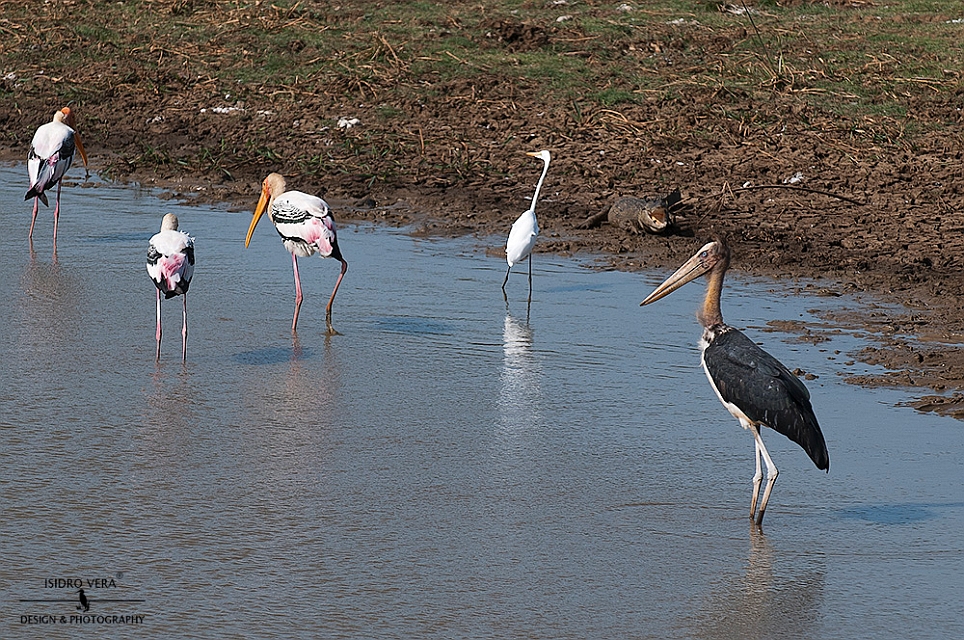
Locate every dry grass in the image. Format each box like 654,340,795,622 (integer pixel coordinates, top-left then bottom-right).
1,0,962,192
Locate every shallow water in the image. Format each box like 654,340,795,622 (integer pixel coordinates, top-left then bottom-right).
2,166,962,638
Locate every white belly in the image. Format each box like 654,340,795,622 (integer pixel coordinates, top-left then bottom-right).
700,338,755,429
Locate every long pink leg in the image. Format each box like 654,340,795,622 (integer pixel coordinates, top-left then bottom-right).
291,253,303,333
325,259,349,335
181,294,188,363
29,197,40,240
155,289,162,362
52,182,63,250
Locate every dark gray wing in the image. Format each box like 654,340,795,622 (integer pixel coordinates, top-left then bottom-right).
704,328,829,471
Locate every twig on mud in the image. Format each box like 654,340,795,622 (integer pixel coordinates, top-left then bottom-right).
693,182,734,228
375,32,405,69
584,108,660,135
703,183,866,206
148,45,211,65
734,183,865,205
896,76,948,92
718,181,735,211
442,50,489,71
0,18,25,40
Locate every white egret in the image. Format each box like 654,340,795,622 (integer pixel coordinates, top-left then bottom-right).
502,150,551,302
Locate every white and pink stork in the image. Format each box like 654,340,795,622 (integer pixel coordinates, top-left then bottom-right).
147,214,195,362
244,173,348,335
24,106,89,248
641,239,829,526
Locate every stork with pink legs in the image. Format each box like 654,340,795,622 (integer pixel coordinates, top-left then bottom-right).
147,214,195,362
25,106,89,250
245,173,349,335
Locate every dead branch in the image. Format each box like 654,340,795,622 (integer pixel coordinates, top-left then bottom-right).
726,184,866,206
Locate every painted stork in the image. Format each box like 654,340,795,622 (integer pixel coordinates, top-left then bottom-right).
245,173,348,334
502,150,551,302
24,107,89,247
640,239,829,525
147,214,195,362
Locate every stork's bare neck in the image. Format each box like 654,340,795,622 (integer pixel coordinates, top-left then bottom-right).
698,259,727,330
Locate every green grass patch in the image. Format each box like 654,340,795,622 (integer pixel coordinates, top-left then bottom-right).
3,0,961,173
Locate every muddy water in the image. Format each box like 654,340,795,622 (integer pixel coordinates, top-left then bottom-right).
1,166,962,639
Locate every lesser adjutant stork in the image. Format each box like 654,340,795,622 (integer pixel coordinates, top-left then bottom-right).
25,107,89,248
147,214,195,362
641,239,829,525
245,173,348,335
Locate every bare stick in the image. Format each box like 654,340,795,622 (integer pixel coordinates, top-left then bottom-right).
728,183,866,206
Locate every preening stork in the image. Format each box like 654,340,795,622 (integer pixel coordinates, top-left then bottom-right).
24,107,89,247
245,173,348,334
147,214,195,362
502,150,551,302
641,239,829,525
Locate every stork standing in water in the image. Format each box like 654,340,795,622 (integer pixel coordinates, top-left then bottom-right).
641,239,829,525
24,107,89,249
147,214,195,362
245,173,348,334
502,150,551,303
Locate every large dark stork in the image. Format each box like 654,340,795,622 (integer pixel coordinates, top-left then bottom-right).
641,239,829,525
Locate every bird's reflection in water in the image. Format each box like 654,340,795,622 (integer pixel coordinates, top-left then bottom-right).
691,528,825,639
146,366,194,421
278,334,339,422
498,312,542,436
291,333,306,362
251,334,341,476
503,313,533,365
17,254,83,353
28,236,56,264
137,366,207,473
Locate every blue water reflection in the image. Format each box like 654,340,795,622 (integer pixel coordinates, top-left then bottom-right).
0,165,962,639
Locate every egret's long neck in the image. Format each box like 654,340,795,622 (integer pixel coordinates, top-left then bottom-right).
698,264,726,329
529,159,550,215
